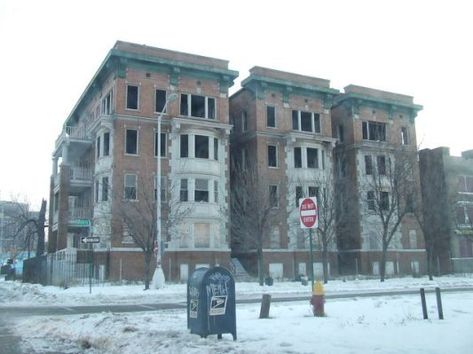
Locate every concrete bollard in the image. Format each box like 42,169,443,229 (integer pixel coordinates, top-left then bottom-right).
310,281,325,317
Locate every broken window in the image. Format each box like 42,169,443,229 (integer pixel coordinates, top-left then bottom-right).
180,94,215,119
268,145,278,167
292,110,320,133
180,134,188,158
155,89,167,113
365,155,373,175
103,132,110,156
401,127,409,145
125,129,138,155
195,179,209,202
269,185,279,208
294,147,302,168
307,148,318,168
124,174,137,200
377,155,386,175
380,191,389,210
267,106,276,127
154,132,166,157
126,85,139,110
195,135,209,159
102,177,109,202
180,179,188,202
367,191,375,210
362,121,386,141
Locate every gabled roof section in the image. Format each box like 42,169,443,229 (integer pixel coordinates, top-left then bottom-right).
241,66,339,95
335,84,423,112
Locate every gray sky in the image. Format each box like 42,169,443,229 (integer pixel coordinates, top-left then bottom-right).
1,0,472,209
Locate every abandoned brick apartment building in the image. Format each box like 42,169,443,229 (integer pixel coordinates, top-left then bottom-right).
49,40,425,283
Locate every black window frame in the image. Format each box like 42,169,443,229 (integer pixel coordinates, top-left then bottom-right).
195,135,209,159
155,89,167,113
180,134,189,158
266,105,276,128
125,129,138,155
267,145,278,167
154,132,167,157
126,84,139,110
307,148,319,168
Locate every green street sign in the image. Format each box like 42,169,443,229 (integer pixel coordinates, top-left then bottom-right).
70,219,91,227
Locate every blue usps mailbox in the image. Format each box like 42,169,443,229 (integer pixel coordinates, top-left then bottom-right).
187,266,237,340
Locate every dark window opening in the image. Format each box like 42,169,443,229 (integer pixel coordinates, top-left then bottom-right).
180,94,188,116
102,177,109,202
338,125,344,142
380,191,389,210
195,135,209,159
365,155,373,175
180,179,188,201
377,155,386,175
292,110,298,130
309,186,319,200
362,121,386,141
155,89,167,113
125,129,138,155
191,95,205,118
269,185,279,208
96,136,101,158
180,135,188,158
208,98,215,119
268,145,277,167
367,191,375,210
314,114,320,133
307,148,318,168
294,147,302,168
103,132,110,156
126,85,139,110
401,127,409,145
267,106,275,127
301,111,312,132
214,138,218,160
124,174,137,200
296,186,303,207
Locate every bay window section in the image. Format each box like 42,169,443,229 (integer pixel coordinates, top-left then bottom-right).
292,110,321,133
195,179,209,202
180,94,216,119
195,135,209,159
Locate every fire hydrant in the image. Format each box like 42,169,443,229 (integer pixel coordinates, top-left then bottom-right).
310,281,325,317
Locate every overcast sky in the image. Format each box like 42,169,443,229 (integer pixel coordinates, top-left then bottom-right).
1,0,472,209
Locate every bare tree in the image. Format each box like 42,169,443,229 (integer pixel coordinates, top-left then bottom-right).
3,199,47,258
230,160,281,285
363,149,418,282
113,173,191,290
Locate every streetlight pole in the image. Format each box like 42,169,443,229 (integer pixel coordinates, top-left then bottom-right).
152,92,178,289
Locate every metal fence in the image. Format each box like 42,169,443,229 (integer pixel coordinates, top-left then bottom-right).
23,249,106,287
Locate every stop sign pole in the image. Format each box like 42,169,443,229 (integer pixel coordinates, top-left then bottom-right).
299,197,318,289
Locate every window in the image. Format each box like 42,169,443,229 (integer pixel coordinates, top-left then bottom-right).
458,176,473,193
214,138,218,160
294,147,302,168
54,192,59,212
180,179,188,201
268,145,278,167
180,135,188,158
270,226,280,248
377,155,386,175
96,136,101,158
124,174,137,200
194,223,210,248
338,125,344,142
154,176,166,202
101,90,113,115
380,191,389,210
125,129,138,155
365,155,373,175
307,148,318,168
362,121,386,141
296,186,303,207
126,85,139,110
102,177,109,202
401,127,409,145
267,106,276,127
308,186,319,199
195,179,209,202
180,94,215,119
269,185,279,208
322,150,325,169
103,132,110,156
195,135,209,159
241,147,248,170
155,89,167,113
292,110,320,133
409,230,417,249
367,191,375,210
241,111,248,132
154,132,166,157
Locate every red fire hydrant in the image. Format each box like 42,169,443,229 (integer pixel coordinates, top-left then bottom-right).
310,281,325,317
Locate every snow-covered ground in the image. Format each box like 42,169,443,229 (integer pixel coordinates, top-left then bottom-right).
1,275,473,353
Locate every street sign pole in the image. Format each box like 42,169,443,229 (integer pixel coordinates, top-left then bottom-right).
309,228,314,290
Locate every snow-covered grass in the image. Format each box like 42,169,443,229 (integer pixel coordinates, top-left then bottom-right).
2,275,473,353
1,274,472,306
10,293,473,353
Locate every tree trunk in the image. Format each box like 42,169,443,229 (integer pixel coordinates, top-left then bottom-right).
144,251,152,290
380,244,387,282
36,199,46,257
322,239,329,284
257,248,264,286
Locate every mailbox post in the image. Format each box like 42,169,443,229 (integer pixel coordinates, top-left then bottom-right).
187,266,237,340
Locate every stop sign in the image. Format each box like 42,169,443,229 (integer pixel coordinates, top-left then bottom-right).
299,197,318,229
